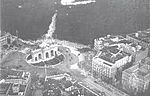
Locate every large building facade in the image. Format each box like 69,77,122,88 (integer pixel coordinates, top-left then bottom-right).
122,62,150,94
0,32,14,47
92,46,132,80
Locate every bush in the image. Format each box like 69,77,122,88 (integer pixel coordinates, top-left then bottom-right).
3,44,9,49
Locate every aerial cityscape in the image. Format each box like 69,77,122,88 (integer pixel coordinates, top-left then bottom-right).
1,0,150,96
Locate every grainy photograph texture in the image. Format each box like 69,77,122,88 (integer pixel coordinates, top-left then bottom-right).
0,0,150,96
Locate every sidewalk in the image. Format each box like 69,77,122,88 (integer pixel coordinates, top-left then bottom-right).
82,78,112,96
82,77,129,96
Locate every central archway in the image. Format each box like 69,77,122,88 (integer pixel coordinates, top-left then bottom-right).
31,54,65,68
26,45,66,68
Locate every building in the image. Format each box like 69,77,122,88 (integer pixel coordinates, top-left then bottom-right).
126,29,150,48
92,46,132,80
0,32,19,59
119,41,149,63
7,83,27,96
44,74,85,96
94,35,148,63
0,32,12,47
26,44,62,64
77,49,96,73
0,69,29,96
0,83,11,96
94,35,125,50
122,62,150,94
12,84,20,93
0,32,17,47
0,83,27,96
3,70,30,85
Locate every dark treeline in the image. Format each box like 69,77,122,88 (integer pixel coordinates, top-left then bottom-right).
1,0,150,44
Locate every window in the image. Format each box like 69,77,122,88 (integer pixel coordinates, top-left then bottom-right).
38,54,42,59
51,50,54,56
35,57,37,61
27,55,32,60
55,51,57,57
46,52,49,58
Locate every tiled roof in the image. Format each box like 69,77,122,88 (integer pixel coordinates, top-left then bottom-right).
63,80,72,88
135,65,150,80
8,84,26,96
118,39,132,44
0,83,11,94
1,69,24,80
98,46,129,63
124,64,150,81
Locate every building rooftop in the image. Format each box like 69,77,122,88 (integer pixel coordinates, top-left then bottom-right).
8,84,26,96
0,83,11,95
124,64,150,81
103,35,125,41
94,34,147,56
94,33,149,51
118,39,132,44
6,70,24,79
127,30,150,44
1,69,30,81
62,80,72,88
94,35,137,51
95,35,125,44
97,46,130,63
136,65,150,80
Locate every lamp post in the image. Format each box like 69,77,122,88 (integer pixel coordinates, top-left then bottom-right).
44,61,47,81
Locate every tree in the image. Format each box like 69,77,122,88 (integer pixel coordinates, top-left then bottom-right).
2,44,8,49
34,89,43,96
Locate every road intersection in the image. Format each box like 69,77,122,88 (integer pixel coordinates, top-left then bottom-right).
1,46,115,96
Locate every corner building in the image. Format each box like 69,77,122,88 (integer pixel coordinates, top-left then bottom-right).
92,46,132,80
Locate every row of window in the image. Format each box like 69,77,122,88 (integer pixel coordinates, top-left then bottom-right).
93,63,111,77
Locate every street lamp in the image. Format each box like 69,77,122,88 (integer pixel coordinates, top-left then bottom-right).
44,61,48,81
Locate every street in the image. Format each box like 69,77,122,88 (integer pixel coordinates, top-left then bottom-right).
0,46,108,96
82,78,112,96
